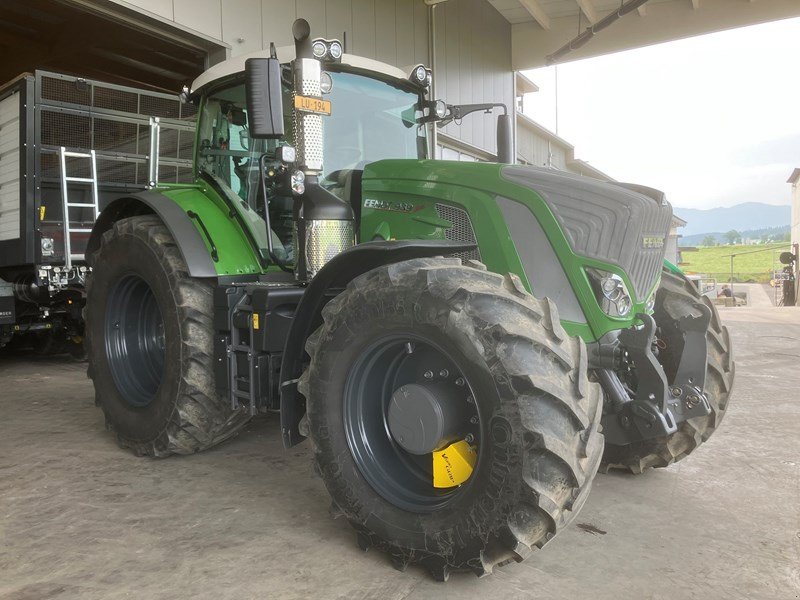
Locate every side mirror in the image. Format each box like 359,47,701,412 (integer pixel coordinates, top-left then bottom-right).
780,251,796,265
496,113,513,164
245,57,284,139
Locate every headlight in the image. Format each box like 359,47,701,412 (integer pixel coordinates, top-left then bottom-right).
409,64,432,88
645,290,657,313
329,41,343,60
320,71,333,94
587,268,633,318
312,40,327,58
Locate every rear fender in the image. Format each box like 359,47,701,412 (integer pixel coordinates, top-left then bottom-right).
86,191,218,277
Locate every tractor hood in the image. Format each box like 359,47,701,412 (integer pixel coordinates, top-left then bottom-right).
361,159,672,341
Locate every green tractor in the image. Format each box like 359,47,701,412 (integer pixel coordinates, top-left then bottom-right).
84,19,734,579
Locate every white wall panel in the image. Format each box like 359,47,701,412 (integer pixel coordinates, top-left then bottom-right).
174,0,222,39
223,0,263,54
0,93,20,241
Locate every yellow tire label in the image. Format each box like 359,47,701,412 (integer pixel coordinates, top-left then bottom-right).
252,313,260,330
432,440,476,488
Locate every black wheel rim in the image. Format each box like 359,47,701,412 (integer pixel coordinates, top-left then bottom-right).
104,274,166,407
343,334,481,513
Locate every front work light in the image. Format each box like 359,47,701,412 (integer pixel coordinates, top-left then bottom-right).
587,268,633,318
310,38,343,62
409,64,432,87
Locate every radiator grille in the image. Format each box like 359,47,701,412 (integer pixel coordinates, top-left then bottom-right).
435,203,481,262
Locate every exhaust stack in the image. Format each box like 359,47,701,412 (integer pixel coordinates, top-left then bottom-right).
290,19,355,280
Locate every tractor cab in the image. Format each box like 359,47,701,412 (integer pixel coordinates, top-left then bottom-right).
189,38,433,267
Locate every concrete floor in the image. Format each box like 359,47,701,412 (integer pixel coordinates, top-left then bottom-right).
1,307,799,600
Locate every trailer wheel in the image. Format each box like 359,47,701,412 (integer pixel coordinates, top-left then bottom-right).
601,267,735,473
85,215,251,457
300,257,604,579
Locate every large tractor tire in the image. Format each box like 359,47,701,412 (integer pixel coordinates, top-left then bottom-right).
300,257,604,580
85,215,251,457
601,267,735,473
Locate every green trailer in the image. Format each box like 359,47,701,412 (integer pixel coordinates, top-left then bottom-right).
83,19,734,580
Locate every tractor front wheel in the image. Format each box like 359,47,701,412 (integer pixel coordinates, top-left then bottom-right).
300,258,604,579
85,215,251,457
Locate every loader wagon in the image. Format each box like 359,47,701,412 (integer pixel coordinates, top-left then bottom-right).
0,71,195,351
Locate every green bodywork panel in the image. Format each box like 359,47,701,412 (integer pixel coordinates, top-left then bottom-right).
155,159,669,343
359,159,661,342
663,258,684,275
153,183,264,276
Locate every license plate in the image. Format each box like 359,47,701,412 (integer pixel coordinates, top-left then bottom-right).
294,95,332,116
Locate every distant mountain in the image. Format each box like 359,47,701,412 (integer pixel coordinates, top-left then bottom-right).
674,202,790,237
682,225,790,246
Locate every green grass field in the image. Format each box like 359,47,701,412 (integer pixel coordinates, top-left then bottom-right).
680,243,792,283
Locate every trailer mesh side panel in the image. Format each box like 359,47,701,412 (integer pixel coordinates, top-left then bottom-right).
36,71,195,188
33,71,197,265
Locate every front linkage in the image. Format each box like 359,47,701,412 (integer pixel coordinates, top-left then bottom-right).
598,305,712,446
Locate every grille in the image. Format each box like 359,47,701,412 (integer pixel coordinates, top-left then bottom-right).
303,220,355,277
435,203,481,262
502,165,672,301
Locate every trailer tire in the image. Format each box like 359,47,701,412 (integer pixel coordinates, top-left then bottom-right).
601,267,735,473
300,257,604,579
85,215,250,457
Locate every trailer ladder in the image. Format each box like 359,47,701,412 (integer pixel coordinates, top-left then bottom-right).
58,146,100,270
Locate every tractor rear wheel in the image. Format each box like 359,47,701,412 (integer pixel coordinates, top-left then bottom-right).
300,257,604,579
601,267,735,473
85,215,251,457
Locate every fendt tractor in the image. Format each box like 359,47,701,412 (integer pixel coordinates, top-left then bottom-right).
23,18,740,579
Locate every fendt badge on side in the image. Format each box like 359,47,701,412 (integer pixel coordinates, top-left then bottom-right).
364,198,423,213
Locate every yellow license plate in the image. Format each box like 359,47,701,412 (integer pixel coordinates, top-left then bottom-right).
294,95,332,115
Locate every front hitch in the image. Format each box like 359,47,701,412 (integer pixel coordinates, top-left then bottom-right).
599,311,712,446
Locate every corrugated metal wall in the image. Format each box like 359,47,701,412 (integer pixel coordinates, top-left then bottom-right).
119,0,513,154
517,127,568,170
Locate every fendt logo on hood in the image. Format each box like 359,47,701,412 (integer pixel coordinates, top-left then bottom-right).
642,236,665,249
364,198,424,214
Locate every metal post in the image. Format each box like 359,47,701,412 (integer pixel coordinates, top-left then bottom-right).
147,116,161,188
89,150,100,220
729,254,734,300
427,1,441,156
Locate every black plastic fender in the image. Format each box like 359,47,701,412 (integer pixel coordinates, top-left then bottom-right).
85,191,217,278
279,239,476,448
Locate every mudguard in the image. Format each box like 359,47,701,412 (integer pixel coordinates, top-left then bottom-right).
84,191,217,278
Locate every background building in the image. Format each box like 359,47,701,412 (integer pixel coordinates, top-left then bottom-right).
2,0,799,168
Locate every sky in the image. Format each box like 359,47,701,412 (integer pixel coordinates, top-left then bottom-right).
522,16,800,210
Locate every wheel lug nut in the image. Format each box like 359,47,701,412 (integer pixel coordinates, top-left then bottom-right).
423,370,434,380
469,416,478,424
464,434,475,443
455,377,465,387
439,369,449,378
466,396,474,404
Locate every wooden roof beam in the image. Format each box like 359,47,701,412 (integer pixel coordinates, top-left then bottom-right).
519,0,551,30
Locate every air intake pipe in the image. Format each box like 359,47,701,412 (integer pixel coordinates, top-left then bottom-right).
290,19,356,280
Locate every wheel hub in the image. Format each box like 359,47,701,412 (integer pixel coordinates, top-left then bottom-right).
387,382,467,455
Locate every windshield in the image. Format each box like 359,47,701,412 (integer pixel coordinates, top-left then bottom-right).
196,70,426,209
320,71,426,178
